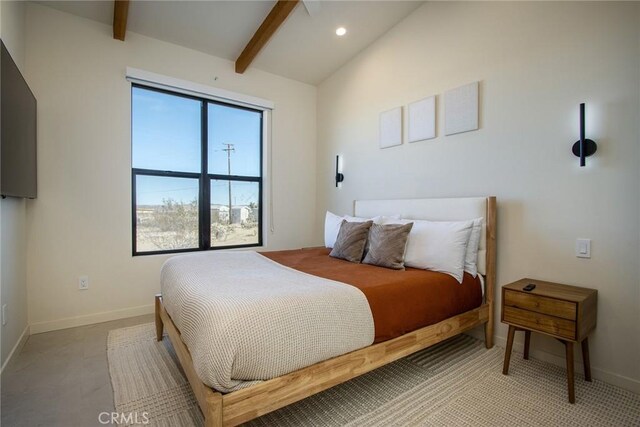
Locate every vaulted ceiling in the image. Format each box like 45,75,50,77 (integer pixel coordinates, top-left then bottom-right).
36,0,423,85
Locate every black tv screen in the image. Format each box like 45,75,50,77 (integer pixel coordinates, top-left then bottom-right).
1,39,37,199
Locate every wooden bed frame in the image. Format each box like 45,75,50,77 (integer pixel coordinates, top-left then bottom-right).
155,196,496,426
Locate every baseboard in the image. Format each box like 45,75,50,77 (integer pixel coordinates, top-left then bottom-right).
1,324,30,375
480,332,640,394
29,304,155,334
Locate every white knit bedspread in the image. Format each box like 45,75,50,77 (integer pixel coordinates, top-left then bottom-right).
160,251,375,393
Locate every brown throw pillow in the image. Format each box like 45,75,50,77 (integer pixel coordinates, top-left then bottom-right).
329,220,373,263
362,222,414,270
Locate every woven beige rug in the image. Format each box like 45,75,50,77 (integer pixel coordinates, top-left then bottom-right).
107,323,640,426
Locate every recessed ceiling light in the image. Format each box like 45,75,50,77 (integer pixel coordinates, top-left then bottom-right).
336,27,347,37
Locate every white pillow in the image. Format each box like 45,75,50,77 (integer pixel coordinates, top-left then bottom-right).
324,212,402,248
324,211,344,248
464,218,484,278
344,215,374,223
395,219,474,283
377,215,402,224
344,214,401,224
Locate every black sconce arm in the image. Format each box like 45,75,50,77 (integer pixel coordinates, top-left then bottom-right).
335,155,344,187
572,103,597,167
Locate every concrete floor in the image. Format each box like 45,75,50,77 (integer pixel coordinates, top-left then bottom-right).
1,314,154,427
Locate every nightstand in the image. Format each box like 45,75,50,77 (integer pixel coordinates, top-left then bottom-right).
501,278,597,403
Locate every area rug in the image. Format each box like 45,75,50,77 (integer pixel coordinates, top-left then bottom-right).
107,323,640,426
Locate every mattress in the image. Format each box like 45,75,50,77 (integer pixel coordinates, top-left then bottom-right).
262,247,483,343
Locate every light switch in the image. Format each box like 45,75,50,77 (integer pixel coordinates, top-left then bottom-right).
576,239,591,258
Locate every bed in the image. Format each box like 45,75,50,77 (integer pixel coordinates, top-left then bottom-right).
155,196,496,426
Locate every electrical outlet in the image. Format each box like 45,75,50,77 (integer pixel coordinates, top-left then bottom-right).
79,276,89,290
2,304,7,326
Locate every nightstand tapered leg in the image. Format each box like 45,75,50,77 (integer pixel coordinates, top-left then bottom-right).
565,341,575,403
581,338,592,381
503,325,516,375
523,330,531,360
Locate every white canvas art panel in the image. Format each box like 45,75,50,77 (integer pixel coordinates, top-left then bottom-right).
379,107,403,149
408,96,436,142
445,81,479,136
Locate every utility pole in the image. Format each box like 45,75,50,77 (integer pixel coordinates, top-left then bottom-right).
222,143,235,223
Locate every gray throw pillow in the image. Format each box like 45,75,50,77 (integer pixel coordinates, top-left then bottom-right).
329,220,373,263
362,223,414,270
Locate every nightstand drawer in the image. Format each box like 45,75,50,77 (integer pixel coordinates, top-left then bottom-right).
503,306,576,340
504,289,576,320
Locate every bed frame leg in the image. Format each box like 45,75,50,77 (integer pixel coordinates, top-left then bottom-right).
484,311,494,349
204,390,223,427
155,294,164,342
483,294,495,349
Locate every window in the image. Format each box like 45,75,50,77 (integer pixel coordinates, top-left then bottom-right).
131,85,263,255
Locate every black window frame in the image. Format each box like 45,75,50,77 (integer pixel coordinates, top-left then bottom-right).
131,84,264,256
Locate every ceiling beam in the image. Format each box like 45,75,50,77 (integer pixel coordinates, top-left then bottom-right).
235,0,300,74
113,0,130,41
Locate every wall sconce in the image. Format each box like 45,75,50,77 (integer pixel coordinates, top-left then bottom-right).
572,103,597,167
335,155,344,187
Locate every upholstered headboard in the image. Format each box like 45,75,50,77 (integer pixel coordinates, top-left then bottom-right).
354,197,495,276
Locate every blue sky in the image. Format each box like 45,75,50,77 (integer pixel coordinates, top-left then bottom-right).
132,87,260,206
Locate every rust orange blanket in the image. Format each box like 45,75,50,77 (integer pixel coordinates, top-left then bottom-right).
262,248,482,343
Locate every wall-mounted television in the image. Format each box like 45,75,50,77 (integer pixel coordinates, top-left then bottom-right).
1,39,37,199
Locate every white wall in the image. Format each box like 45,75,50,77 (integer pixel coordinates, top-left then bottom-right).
317,2,640,392
0,0,29,370
24,3,317,333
